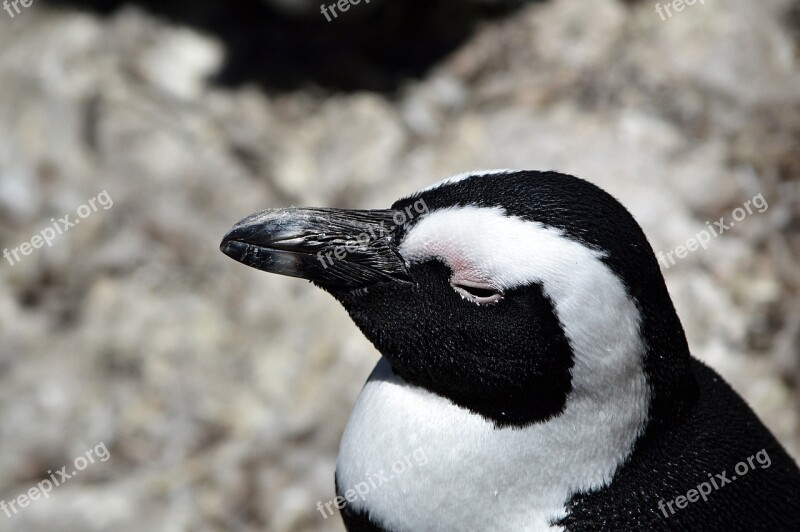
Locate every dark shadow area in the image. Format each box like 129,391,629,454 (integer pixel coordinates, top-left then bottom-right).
43,0,530,94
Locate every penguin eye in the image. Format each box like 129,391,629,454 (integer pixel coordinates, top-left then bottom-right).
451,282,503,305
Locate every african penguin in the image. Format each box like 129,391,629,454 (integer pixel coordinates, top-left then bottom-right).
220,170,800,531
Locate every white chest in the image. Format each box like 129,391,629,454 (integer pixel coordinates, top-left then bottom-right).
335,358,647,532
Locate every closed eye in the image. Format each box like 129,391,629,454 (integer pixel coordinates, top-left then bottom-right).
452,282,503,305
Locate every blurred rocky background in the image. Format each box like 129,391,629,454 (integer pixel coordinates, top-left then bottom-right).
0,0,798,530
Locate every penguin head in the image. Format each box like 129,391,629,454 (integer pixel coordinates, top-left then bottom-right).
221,170,694,430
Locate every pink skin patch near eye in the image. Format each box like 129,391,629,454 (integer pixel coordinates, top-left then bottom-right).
422,241,503,304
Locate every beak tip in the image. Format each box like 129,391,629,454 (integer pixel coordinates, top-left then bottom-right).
219,230,250,263
219,230,235,254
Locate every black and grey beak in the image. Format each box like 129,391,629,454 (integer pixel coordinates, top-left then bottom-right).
220,208,412,288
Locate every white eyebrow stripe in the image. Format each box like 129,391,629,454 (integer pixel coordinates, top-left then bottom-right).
399,205,607,290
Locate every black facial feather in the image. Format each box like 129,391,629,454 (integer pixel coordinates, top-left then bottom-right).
329,259,574,427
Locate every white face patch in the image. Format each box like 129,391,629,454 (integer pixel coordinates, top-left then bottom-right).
336,205,650,531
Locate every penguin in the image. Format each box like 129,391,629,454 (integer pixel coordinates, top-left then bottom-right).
220,170,800,531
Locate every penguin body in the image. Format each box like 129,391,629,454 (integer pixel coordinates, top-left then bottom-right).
221,170,800,531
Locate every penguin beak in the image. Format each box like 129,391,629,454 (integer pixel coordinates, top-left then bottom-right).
220,208,412,288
